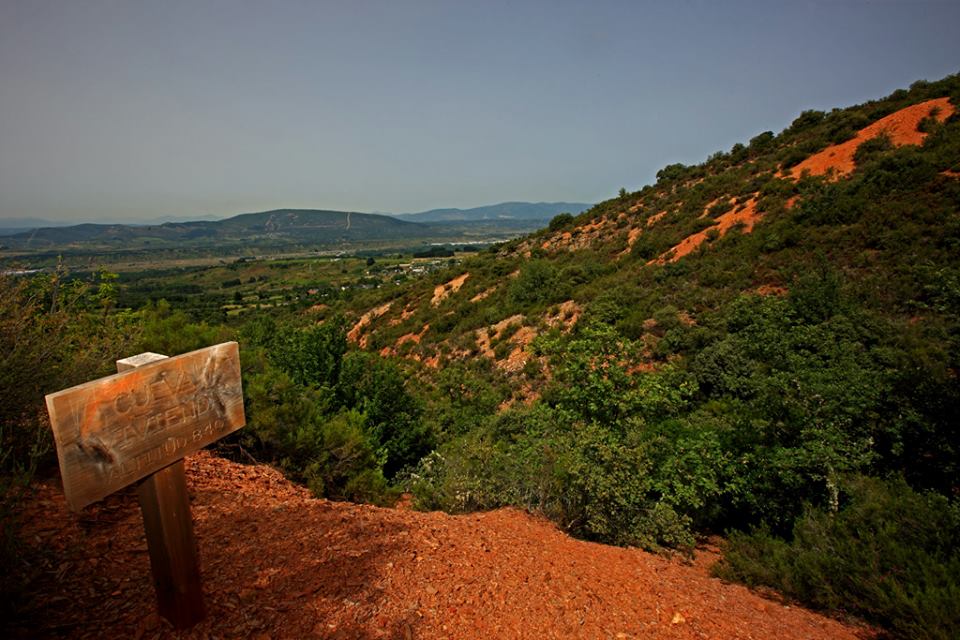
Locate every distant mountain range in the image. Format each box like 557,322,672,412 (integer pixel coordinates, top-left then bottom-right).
0,218,72,235
0,203,594,255
0,202,592,236
0,214,225,235
2,209,421,248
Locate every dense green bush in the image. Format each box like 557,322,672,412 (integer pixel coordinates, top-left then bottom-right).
236,315,430,501
508,260,566,307
716,476,960,640
408,406,700,552
853,132,894,166
548,212,575,231
1,271,137,615
303,410,395,505
338,351,430,477
138,299,231,354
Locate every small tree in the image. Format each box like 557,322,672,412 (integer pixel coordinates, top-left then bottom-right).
548,212,574,232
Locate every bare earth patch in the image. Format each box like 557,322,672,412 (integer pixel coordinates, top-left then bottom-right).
756,284,788,297
787,97,954,180
545,300,582,331
475,314,526,359
431,273,470,307
618,227,644,258
539,218,612,253
470,286,498,303
346,302,393,348
653,197,763,264
498,325,538,373
9,451,873,640
381,324,432,358
388,303,418,327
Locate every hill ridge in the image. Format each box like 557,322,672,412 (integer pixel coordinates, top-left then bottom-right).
341,81,959,378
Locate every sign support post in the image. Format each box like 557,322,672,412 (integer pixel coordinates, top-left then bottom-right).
117,353,205,628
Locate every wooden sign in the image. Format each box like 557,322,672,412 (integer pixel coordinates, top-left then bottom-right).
44,342,246,629
46,342,245,512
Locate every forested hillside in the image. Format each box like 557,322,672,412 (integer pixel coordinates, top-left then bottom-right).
4,74,960,638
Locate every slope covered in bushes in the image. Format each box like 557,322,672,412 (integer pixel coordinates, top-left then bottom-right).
327,73,960,638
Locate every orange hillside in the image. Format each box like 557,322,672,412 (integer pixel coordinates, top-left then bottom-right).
787,96,954,179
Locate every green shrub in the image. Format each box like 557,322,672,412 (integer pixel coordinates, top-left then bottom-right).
139,299,230,355
779,147,808,168
338,351,430,477
508,260,565,306
656,163,688,184
748,131,775,154
265,317,348,389
787,109,826,133
408,408,699,552
853,133,894,166
716,476,960,640
303,410,397,505
549,213,575,231
1,272,136,614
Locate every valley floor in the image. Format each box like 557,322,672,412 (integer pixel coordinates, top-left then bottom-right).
10,452,873,639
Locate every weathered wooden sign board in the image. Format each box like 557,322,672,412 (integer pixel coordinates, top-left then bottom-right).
45,341,246,628
46,342,245,511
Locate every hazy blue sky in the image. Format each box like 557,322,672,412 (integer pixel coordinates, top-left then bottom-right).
1,0,958,222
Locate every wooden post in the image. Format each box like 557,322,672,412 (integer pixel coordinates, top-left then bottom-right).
117,354,206,629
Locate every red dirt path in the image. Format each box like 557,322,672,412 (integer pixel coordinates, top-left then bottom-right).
9,452,873,640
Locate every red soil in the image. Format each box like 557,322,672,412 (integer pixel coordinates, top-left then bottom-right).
380,324,432,359
397,324,430,348
475,315,525,359
653,197,763,264
10,452,873,640
539,218,611,253
470,286,497,303
618,227,644,258
545,300,582,331
646,210,668,227
787,97,954,180
627,361,658,374
541,231,573,251
498,326,538,373
347,303,393,348
756,284,788,297
431,273,470,307
388,304,418,327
